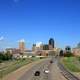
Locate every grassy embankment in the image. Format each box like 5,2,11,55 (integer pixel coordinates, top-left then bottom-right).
61,57,80,72
0,57,44,78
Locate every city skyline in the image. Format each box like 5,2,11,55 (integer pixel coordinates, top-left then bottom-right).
0,0,80,49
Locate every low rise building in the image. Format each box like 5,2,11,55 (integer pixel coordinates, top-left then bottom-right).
35,50,48,56
5,48,21,58
72,48,80,56
6,48,21,54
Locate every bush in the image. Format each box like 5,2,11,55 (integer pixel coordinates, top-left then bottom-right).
64,52,73,57
78,57,80,61
0,53,4,60
0,52,12,61
0,60,2,63
59,50,64,56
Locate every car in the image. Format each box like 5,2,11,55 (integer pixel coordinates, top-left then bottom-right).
44,69,50,74
50,60,53,63
34,71,40,76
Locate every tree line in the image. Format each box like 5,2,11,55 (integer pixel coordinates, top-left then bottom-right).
0,51,12,63
59,46,73,57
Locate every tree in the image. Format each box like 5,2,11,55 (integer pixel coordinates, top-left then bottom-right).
0,51,12,62
64,46,73,57
0,53,4,62
65,46,71,53
59,50,64,56
3,51,12,60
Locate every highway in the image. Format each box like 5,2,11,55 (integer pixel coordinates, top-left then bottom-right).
19,57,67,80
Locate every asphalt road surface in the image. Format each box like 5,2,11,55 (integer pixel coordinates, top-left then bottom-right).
19,57,67,80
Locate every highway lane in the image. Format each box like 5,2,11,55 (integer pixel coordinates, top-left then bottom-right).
19,57,67,80
19,59,51,80
48,57,67,80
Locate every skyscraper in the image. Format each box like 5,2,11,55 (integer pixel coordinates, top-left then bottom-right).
49,38,55,49
19,39,25,53
43,44,49,50
32,44,36,51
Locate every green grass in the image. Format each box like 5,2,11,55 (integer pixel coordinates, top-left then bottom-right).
61,57,80,72
0,57,41,78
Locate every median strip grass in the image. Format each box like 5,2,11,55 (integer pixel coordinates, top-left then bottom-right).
61,57,80,72
0,57,41,78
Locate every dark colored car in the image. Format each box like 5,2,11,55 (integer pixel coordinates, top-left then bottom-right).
50,60,53,63
34,71,40,76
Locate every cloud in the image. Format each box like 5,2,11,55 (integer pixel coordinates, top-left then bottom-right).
36,42,43,47
18,39,25,42
0,36,4,41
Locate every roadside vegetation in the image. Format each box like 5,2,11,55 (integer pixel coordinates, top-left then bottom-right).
0,53,44,78
60,46,80,72
0,51,12,63
61,57,80,72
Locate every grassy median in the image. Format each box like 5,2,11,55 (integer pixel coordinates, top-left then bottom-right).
61,57,80,72
0,57,42,78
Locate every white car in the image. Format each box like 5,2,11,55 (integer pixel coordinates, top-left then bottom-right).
44,69,50,74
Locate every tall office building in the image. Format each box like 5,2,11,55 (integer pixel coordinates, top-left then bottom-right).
49,38,55,49
19,39,25,53
43,44,49,50
32,44,36,51
40,44,43,50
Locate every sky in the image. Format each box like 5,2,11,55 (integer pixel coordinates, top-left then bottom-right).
0,0,80,50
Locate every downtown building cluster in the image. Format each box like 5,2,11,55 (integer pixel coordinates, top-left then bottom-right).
4,38,58,59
